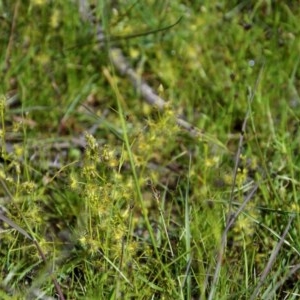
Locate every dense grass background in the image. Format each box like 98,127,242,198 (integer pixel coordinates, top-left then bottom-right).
1,0,300,299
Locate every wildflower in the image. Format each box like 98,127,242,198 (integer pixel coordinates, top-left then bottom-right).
21,181,36,194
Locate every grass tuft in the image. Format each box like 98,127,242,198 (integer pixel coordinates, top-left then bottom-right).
1,1,300,299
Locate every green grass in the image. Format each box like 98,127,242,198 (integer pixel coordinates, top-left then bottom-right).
1,0,300,299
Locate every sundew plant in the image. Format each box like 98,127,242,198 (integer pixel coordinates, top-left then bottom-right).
1,1,300,299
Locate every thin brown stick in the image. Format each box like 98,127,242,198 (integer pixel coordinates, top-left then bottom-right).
34,240,66,300
77,1,226,150
204,64,264,300
265,263,300,300
228,64,264,216
205,183,259,300
249,215,295,300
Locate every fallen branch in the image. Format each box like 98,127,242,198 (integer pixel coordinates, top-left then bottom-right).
77,0,226,149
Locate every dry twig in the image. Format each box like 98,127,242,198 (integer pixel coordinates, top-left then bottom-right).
77,0,225,149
